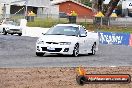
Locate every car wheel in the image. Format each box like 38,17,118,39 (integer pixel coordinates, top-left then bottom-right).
36,52,45,57
3,29,7,35
11,33,13,35
89,43,96,55
18,33,22,36
76,75,86,86
72,43,79,57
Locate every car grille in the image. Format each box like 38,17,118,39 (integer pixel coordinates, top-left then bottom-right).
46,42,59,44
41,47,62,52
10,29,20,31
42,47,47,51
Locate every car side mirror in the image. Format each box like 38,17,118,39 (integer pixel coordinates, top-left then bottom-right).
86,30,89,32
42,33,45,35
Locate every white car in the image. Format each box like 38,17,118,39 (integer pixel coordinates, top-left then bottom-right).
36,24,99,57
0,20,22,36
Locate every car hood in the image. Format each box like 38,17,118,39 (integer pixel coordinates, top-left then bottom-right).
39,35,78,42
1,24,21,29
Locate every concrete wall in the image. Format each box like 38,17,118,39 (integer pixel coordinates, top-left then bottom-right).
22,27,49,37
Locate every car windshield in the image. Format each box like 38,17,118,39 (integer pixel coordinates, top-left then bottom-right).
4,21,19,26
45,26,79,36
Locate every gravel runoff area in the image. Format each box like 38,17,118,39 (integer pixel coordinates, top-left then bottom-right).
0,67,132,88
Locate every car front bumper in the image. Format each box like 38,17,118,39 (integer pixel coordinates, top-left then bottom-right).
7,29,22,34
36,43,74,55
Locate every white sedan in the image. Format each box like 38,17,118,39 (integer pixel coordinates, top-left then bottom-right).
36,24,99,57
0,21,22,36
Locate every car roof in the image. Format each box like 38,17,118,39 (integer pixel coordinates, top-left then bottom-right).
55,24,80,27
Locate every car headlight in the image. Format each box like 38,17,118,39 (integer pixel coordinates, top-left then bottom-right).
37,41,44,44
60,42,71,45
37,39,44,44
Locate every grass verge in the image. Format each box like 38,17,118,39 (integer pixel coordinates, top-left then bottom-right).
27,18,132,33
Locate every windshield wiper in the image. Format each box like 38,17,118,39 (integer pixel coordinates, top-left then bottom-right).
53,34,64,35
45,34,52,35
45,34,76,36
66,35,76,36
45,34,64,35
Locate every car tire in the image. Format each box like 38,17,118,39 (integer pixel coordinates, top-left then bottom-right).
18,33,22,36
76,75,86,86
36,52,45,57
3,29,7,35
11,33,13,35
72,43,79,57
89,43,96,55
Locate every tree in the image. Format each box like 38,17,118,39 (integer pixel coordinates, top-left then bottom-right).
105,0,120,17
84,2,92,7
90,0,120,17
91,0,98,12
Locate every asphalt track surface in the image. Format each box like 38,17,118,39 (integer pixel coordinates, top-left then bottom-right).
0,35,132,68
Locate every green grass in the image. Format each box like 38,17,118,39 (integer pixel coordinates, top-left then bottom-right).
27,17,68,28
81,24,132,33
93,26,132,33
10,15,25,21
27,18,132,33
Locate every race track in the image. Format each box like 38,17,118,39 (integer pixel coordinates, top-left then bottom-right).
0,35,132,68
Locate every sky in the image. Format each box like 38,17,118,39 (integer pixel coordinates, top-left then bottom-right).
104,0,132,4
104,0,111,4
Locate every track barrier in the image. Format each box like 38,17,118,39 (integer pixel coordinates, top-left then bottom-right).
98,32,131,46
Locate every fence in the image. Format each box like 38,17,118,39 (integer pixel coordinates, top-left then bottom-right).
93,17,132,27
0,14,93,28
0,14,94,23
1,14,132,28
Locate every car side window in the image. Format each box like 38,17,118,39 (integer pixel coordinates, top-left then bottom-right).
80,27,87,35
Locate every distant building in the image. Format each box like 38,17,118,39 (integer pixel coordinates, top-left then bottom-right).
0,0,59,16
52,0,94,18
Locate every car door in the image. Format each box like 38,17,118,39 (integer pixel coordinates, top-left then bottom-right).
0,20,5,33
0,24,3,33
78,26,87,53
86,31,95,51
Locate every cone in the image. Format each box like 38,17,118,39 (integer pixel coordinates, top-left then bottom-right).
77,66,86,75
